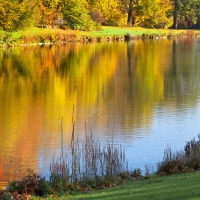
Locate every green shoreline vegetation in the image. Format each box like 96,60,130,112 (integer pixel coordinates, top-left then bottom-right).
1,26,200,49
1,134,200,199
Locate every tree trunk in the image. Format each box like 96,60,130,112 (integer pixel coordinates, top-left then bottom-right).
173,0,178,29
128,0,134,27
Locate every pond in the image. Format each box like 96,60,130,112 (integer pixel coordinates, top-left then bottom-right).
1,38,200,181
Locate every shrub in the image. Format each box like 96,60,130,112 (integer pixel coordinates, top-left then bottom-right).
49,173,69,193
2,193,12,200
157,135,200,174
34,178,53,197
8,169,51,196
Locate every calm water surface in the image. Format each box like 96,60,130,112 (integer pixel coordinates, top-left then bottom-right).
1,38,200,181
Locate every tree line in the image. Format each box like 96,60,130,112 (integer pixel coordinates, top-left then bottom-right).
0,0,200,31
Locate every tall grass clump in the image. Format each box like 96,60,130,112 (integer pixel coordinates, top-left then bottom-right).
50,106,128,186
157,135,200,174
49,106,128,192
50,131,128,185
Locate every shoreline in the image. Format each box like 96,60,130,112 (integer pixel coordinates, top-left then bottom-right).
1,27,200,48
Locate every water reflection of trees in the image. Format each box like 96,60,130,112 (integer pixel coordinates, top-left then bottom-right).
0,40,200,133
164,38,200,109
1,39,200,181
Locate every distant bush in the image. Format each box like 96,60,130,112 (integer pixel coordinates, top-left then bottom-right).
157,135,200,174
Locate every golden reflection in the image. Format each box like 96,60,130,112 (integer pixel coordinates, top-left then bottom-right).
0,39,200,181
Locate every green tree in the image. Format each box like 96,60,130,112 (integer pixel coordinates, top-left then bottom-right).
172,0,200,29
62,0,96,30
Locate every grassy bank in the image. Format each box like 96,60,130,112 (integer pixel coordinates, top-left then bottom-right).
11,171,199,200
1,26,200,48
79,26,185,37
2,171,200,199
65,171,200,200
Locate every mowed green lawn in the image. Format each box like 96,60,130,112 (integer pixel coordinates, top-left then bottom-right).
10,26,191,41
31,171,200,200
79,26,188,37
66,172,200,200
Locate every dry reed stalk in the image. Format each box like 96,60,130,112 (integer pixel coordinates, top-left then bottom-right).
61,117,64,157
50,129,128,183
50,106,128,183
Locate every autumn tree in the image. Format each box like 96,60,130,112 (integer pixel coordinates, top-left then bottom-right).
126,0,172,28
39,0,62,28
86,0,127,26
0,0,39,31
153,0,173,28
